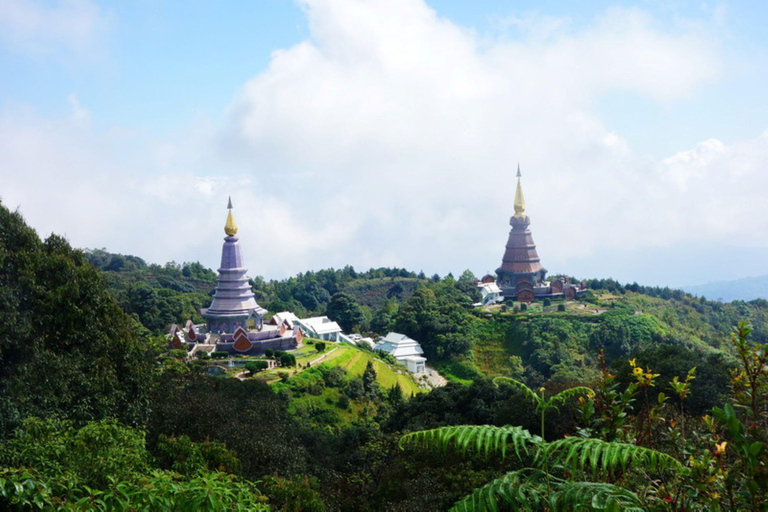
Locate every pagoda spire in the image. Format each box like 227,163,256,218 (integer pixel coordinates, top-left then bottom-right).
224,197,238,236
513,164,526,218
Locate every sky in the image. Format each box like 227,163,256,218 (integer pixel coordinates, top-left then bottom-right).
1,0,768,288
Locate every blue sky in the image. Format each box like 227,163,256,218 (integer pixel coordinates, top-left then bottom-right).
2,0,768,287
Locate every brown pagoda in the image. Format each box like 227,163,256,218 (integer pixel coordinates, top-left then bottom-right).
495,166,547,301
494,166,585,302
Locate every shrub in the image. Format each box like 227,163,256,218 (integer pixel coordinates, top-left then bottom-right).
196,351,210,360
315,342,326,353
337,394,350,409
543,298,551,307
211,351,229,359
280,354,296,367
245,361,269,376
557,304,566,312
278,372,290,382
170,349,187,359
264,349,274,358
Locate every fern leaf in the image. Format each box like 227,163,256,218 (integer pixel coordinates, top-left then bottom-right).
546,437,684,477
549,386,594,406
399,425,540,461
552,481,644,511
449,470,548,512
493,377,541,406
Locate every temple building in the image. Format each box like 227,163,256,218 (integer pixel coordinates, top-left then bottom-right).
495,167,585,302
200,197,267,333
175,199,303,355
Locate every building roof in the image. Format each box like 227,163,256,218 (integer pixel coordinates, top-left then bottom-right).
375,332,425,359
478,282,502,295
272,311,299,328
296,316,342,335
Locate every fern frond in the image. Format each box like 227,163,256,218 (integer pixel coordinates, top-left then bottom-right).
545,437,684,477
549,386,594,406
552,481,645,511
399,425,540,461
493,377,541,406
449,469,548,512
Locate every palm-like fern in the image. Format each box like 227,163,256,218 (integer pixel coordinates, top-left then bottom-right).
400,379,684,511
399,424,541,461
545,437,684,477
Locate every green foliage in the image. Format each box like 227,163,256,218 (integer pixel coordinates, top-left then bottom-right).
1,417,150,490
265,349,274,358
400,425,539,461
0,466,269,511
450,469,644,512
325,292,365,333
155,434,241,476
315,341,326,353
400,420,679,512
170,348,188,359
245,360,269,376
0,205,156,438
709,322,768,510
394,282,476,359
281,354,297,367
211,351,229,359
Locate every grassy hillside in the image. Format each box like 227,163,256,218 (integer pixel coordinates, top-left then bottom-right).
263,342,422,429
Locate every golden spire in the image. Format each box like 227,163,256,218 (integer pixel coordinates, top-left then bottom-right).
513,164,526,218
224,196,238,236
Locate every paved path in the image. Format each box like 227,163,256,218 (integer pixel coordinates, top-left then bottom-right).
308,346,339,366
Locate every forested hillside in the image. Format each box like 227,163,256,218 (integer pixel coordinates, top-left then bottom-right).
3,204,768,510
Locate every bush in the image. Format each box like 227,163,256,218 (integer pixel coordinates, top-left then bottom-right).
196,351,210,360
245,361,269,376
520,303,527,312
278,372,290,382
264,349,274,358
337,394,350,409
322,366,347,388
315,342,326,353
170,349,187,359
543,298,551,307
280,354,296,367
274,350,286,358
211,351,229,359
557,304,566,312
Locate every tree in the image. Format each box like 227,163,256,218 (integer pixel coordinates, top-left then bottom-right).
371,299,398,335
0,203,155,438
245,361,269,376
458,269,476,283
325,292,365,333
315,342,326,353
362,361,378,400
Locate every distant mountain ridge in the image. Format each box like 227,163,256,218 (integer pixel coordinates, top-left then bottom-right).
682,274,768,302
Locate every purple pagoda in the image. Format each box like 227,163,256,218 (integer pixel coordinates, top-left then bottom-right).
200,197,267,333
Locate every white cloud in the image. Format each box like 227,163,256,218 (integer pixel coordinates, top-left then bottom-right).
0,0,110,58
4,0,767,285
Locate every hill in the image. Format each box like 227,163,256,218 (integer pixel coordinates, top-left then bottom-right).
682,274,768,302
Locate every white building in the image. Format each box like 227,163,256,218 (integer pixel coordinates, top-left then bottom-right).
477,282,503,306
270,311,299,329
294,316,343,341
375,332,427,373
